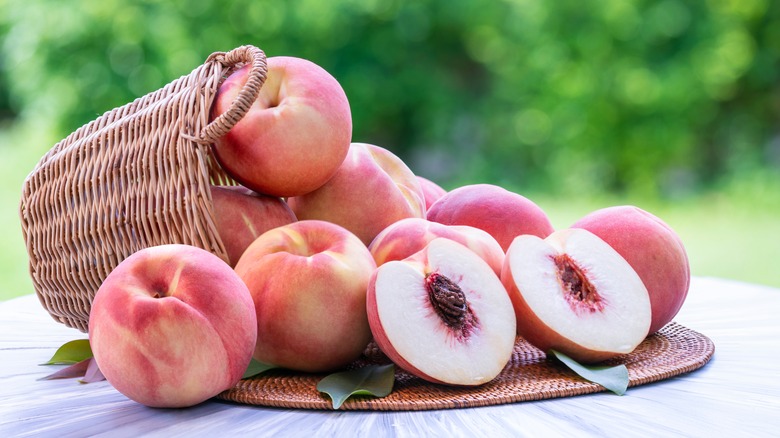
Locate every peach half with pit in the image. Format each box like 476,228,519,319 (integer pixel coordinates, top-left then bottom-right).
501,228,651,363
571,205,690,334
367,238,516,386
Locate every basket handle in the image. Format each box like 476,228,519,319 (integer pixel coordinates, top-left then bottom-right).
191,45,268,144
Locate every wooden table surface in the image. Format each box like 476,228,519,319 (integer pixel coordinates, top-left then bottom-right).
1,276,779,437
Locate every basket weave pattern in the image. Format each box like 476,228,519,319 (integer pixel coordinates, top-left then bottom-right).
218,322,715,410
19,45,268,332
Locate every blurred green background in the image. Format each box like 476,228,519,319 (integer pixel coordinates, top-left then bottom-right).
1,0,778,301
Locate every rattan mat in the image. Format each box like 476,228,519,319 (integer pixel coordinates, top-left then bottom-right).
217,322,714,410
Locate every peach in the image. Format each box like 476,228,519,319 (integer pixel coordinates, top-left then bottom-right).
368,217,504,277
417,176,447,211
88,244,257,408
368,238,516,385
287,143,426,246
427,183,555,251
234,220,377,372
210,56,352,197
571,205,691,334
501,228,651,363
210,184,297,266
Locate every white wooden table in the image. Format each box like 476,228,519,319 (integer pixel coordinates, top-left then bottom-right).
1,276,779,437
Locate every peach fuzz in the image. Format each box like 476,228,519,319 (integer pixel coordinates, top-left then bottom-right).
210,185,297,266
234,220,377,373
210,56,352,197
571,205,691,334
368,217,504,277
88,244,257,408
417,176,447,210
287,143,426,246
426,183,555,252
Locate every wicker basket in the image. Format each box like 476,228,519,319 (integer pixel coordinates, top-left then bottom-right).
19,45,268,332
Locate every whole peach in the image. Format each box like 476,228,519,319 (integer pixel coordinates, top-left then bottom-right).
427,184,554,251
417,176,447,211
287,143,426,245
234,220,377,372
571,205,691,333
88,244,257,408
210,185,297,266
210,56,352,197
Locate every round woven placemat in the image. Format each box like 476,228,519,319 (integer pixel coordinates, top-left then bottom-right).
218,322,714,411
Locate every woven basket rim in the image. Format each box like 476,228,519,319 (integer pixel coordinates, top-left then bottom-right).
217,322,715,411
19,45,269,332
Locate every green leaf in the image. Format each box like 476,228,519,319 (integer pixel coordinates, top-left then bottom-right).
550,350,629,396
317,364,395,409
241,358,277,379
41,339,93,365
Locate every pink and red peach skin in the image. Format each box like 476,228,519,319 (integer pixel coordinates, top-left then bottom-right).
368,217,504,277
417,176,447,211
210,184,297,266
571,205,691,333
427,183,555,251
287,143,426,246
88,244,257,408
211,57,352,197
234,220,376,373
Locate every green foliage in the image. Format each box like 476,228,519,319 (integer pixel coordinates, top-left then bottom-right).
40,339,92,365
1,0,779,197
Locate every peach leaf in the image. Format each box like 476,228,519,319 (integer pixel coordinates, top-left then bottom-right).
316,364,395,409
550,349,629,395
